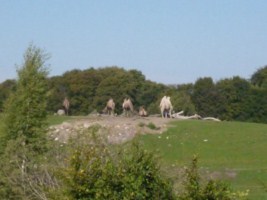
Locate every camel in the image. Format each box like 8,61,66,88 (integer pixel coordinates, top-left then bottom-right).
104,98,115,115
63,97,70,115
160,96,173,118
122,98,134,117
139,106,148,117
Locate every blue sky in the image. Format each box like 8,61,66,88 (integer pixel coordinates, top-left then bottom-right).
1,1,267,84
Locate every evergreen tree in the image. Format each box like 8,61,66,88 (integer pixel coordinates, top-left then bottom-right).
0,45,50,199
3,44,49,152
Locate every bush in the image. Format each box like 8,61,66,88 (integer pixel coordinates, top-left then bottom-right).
60,127,176,200
138,122,145,127
146,122,160,130
179,156,249,200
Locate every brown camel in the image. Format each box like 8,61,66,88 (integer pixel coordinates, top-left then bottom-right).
122,98,134,117
139,106,148,117
104,98,115,115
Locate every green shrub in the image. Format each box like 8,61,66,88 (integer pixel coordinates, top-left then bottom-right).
146,122,160,130
60,128,176,200
138,122,145,127
179,156,249,200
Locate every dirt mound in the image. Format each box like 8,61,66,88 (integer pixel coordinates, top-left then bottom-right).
49,115,175,144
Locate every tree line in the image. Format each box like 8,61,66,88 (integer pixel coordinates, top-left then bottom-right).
1,56,267,123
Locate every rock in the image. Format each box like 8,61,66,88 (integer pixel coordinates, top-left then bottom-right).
57,109,65,116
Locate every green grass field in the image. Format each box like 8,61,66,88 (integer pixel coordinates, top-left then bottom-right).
1,114,267,199
136,120,267,199
47,115,73,125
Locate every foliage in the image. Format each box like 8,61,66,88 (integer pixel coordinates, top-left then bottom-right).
146,122,160,130
3,44,49,151
43,68,267,123
171,90,196,115
1,63,267,123
138,122,145,127
251,65,267,88
0,44,50,199
60,127,176,200
179,156,249,200
45,66,169,115
0,136,59,200
180,156,201,200
0,79,16,112
191,76,265,123
192,77,223,118
216,76,251,121
47,75,68,114
236,85,267,123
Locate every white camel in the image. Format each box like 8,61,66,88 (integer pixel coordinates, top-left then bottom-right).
104,98,115,115
122,98,134,117
160,96,173,118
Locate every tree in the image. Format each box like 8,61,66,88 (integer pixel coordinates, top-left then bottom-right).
0,79,16,112
251,65,267,88
45,66,171,115
216,77,250,121
171,91,196,115
62,68,102,114
3,44,49,150
93,68,147,114
47,75,68,114
0,44,50,199
242,86,267,123
192,77,222,117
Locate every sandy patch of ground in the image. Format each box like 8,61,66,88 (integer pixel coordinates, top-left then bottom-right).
49,115,177,144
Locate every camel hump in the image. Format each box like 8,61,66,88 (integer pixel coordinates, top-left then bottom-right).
160,96,169,107
107,98,115,106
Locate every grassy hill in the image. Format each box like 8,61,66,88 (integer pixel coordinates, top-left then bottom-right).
1,114,267,199
137,120,267,199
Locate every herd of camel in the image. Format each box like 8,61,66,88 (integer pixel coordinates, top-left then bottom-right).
102,96,173,118
61,96,220,121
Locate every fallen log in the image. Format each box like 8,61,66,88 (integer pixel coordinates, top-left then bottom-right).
171,111,220,121
171,112,201,120
202,117,221,122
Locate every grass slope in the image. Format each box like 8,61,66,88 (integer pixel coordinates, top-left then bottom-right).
1,114,267,199
137,120,267,199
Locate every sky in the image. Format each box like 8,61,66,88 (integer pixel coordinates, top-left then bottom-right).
1,1,267,84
